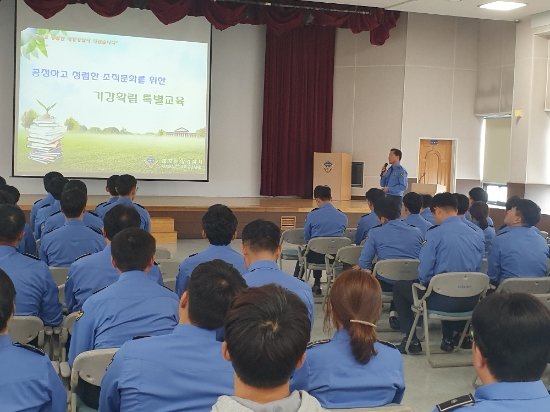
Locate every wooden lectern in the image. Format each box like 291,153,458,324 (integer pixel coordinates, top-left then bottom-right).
313,152,352,201
411,183,446,195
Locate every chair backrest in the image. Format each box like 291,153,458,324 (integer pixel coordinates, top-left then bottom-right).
540,230,548,239
49,266,70,287
58,284,65,306
496,277,550,294
335,245,364,266
307,237,352,255
330,405,414,412
546,258,550,276
155,247,172,260
481,258,488,275
64,312,78,335
343,227,357,242
428,272,489,299
536,293,550,311
280,228,306,246
373,259,420,282
164,277,176,292
72,348,118,386
8,316,44,344
156,259,181,278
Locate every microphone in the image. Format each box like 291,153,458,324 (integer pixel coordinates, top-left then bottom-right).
420,172,426,183
380,163,388,177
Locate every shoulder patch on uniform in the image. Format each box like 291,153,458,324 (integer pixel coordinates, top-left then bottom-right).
74,253,91,262
87,226,103,235
421,239,427,246
400,173,405,177
96,201,107,208
371,224,382,230
377,339,397,350
132,335,151,340
50,210,62,217
134,203,145,209
33,199,41,205
361,213,370,218
187,253,198,258
44,227,59,235
24,253,41,261
310,207,319,212
75,310,84,321
87,211,99,217
307,339,330,349
39,203,51,209
427,225,440,231
92,286,107,295
436,394,475,412
13,342,45,355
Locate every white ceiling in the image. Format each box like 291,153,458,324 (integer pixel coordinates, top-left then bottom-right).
310,0,550,21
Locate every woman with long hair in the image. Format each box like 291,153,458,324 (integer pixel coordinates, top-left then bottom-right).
470,201,495,253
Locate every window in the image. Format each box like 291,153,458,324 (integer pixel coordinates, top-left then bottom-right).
483,183,507,207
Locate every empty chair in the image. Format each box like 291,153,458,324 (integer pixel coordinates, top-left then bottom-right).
373,259,420,304
155,247,171,260
49,266,70,287
156,259,181,278
278,228,306,269
59,312,78,378
8,316,44,347
496,277,550,294
322,245,363,308
297,237,352,281
343,227,357,243
481,258,488,275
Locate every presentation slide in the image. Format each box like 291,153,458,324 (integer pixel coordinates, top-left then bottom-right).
14,7,211,181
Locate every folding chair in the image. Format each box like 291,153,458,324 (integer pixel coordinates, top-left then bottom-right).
547,258,550,277
540,230,548,239
298,237,352,281
69,348,118,412
496,277,550,294
405,272,489,368
163,277,176,292
322,245,363,308
8,316,45,347
330,405,414,412
155,247,172,260
481,258,488,275
59,312,79,378
49,266,70,287
343,227,357,243
372,259,420,304
278,228,306,270
156,259,181,278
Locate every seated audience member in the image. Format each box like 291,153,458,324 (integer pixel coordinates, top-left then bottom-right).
355,188,385,244
496,196,544,236
433,292,550,412
402,192,432,236
175,204,246,296
488,199,548,285
0,204,62,327
99,260,247,412
42,180,103,236
420,194,436,225
294,185,348,295
291,270,404,408
95,174,119,213
30,171,63,231
0,185,35,255
212,284,326,412
0,270,66,412
242,219,314,328
40,188,106,267
465,187,494,226
34,176,69,238
0,175,6,186
469,201,495,253
454,193,484,240
97,174,151,232
393,193,484,354
65,204,164,314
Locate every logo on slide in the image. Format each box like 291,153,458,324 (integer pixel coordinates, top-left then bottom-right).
323,160,333,173
144,157,157,168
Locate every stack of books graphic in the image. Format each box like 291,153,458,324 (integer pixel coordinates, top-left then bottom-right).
27,115,65,164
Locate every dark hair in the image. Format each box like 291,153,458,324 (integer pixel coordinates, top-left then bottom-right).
403,192,422,214
103,204,141,240
60,188,86,218
49,177,69,200
313,185,331,201
43,171,63,192
470,201,489,230
0,204,26,242
115,174,137,196
373,197,400,220
202,204,238,246
0,185,20,204
472,292,550,382
453,193,470,215
514,199,541,227
421,194,433,209
431,192,458,212
365,188,385,205
326,270,381,364
107,175,119,196
224,284,310,388
0,191,15,205
390,148,402,160
0,176,6,187
505,196,521,211
187,260,247,330
241,219,280,254
469,187,488,203
64,179,87,195
0,269,15,332
111,228,156,272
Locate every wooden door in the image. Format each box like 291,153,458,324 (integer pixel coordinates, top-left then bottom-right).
418,140,453,191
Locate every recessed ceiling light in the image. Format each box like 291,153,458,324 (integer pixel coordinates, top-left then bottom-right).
447,0,462,2
479,1,527,10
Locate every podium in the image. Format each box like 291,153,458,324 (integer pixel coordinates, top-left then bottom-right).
313,152,352,201
411,183,446,195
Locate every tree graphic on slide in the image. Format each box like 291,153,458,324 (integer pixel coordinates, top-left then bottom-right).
21,109,39,130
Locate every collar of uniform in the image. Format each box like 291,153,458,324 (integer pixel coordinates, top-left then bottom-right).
459,216,468,223
0,245,17,257
116,197,133,205
386,219,405,227
206,244,232,252
391,162,400,168
0,334,12,348
475,381,549,401
63,219,86,227
44,193,54,204
109,197,118,203
319,203,334,210
507,226,530,233
172,323,217,340
441,216,461,225
101,244,112,256
332,329,351,341
248,259,278,272
118,270,149,282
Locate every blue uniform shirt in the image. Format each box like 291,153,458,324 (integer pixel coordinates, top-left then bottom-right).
420,208,436,225
65,244,164,313
35,200,61,238
358,220,423,274
0,335,66,412
482,225,496,253
175,244,246,296
94,197,118,214
68,270,179,366
403,214,433,236
291,330,405,409
0,246,62,326
459,216,485,241
355,212,380,244
42,210,103,238
380,162,408,196
304,203,348,242
17,223,36,255
418,216,485,286
99,197,151,232
99,324,234,412
40,220,106,267
30,193,54,232
487,226,548,285
244,260,314,328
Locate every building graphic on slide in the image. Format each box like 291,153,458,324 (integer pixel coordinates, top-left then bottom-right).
26,102,65,164
166,127,197,138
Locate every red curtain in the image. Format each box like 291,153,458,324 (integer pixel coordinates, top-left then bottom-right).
260,26,335,198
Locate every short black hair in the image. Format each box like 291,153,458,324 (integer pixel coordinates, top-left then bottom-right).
514,199,541,227
365,188,385,205
116,174,137,196
390,148,402,160
43,171,63,192
403,192,422,214
431,192,458,212
0,204,26,242
0,185,19,204
187,260,247,330
107,175,119,196
505,196,521,211
0,190,15,205
472,292,550,382
469,187,488,203
202,204,238,246
374,197,400,220
111,228,155,272
421,194,432,209
64,179,87,195
0,269,15,332
60,188,86,218
224,284,310,389
241,219,280,254
313,185,331,201
103,204,141,241
0,176,6,186
49,177,70,201
453,193,470,215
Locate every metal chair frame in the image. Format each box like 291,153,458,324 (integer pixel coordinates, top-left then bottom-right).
297,237,352,281
322,245,363,309
278,228,306,270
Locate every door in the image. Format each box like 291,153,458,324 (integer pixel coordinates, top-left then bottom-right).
418,140,453,191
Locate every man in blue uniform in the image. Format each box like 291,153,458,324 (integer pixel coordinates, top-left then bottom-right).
99,259,246,412
242,219,314,328
40,188,106,267
94,174,119,213
420,194,436,225
34,176,69,238
393,193,485,354
496,196,544,236
97,174,151,232
402,192,433,236
294,185,348,295
0,186,36,255
432,292,550,412
0,204,62,327
454,193,484,240
30,171,63,232
380,148,408,210
65,204,163,313
465,187,493,226
175,204,246,296
355,188,385,245
488,198,548,285
0,270,66,412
